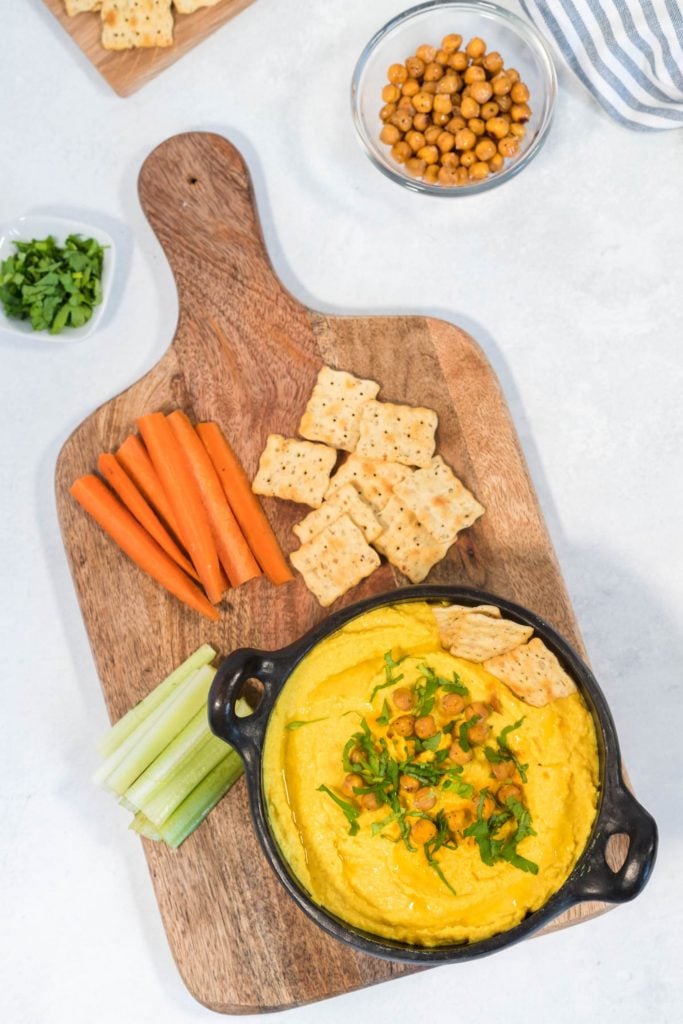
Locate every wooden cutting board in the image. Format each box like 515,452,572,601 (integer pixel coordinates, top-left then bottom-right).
55,132,617,1014
43,0,254,96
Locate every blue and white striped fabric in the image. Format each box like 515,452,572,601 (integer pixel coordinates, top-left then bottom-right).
520,0,683,129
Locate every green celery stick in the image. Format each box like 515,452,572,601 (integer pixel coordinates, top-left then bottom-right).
98,645,216,758
100,664,216,796
129,812,161,841
157,753,243,849
124,707,211,811
137,732,231,827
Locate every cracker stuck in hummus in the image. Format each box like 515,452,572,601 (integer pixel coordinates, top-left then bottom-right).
484,637,577,706
434,604,533,662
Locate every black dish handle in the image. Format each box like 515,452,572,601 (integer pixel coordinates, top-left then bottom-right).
208,646,297,769
565,775,657,904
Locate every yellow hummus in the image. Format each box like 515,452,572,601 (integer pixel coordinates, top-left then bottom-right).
262,602,599,946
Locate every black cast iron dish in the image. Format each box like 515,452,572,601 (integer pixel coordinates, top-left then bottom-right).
209,586,657,963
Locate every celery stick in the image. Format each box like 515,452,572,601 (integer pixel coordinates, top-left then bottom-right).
102,664,216,796
124,707,210,811
130,812,161,841
158,753,243,849
93,682,182,788
98,645,216,758
137,733,230,827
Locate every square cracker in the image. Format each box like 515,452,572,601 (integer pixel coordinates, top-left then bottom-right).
325,454,412,513
374,497,448,583
290,514,380,607
173,0,221,12
293,483,383,545
65,0,102,14
101,1,173,50
434,608,533,662
298,366,380,452
393,456,484,544
484,637,577,706
356,400,438,468
252,434,337,508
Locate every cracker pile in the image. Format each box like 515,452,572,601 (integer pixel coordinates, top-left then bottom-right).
433,603,576,706
63,0,221,50
252,365,485,606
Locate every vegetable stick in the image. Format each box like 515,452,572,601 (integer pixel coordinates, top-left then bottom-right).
168,411,261,587
196,421,293,585
137,731,231,827
138,413,226,605
70,475,219,621
97,452,199,581
116,434,184,544
124,706,210,811
156,753,242,848
98,644,216,759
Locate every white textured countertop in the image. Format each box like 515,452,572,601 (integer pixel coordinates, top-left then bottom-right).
1,1,682,1021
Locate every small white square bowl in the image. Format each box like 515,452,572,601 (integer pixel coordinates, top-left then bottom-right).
0,215,116,343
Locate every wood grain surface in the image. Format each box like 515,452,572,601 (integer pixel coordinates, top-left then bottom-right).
42,0,254,96
55,132,618,1014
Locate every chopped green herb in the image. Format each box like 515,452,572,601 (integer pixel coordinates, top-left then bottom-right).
369,650,406,703
442,768,474,798
317,785,360,835
417,730,442,752
484,717,528,782
458,715,478,753
376,699,391,726
441,671,470,697
463,790,538,874
0,234,105,334
285,717,327,730
424,811,458,895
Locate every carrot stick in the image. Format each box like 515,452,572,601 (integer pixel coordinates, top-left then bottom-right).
69,475,218,621
97,452,200,582
137,413,225,605
196,422,293,586
116,435,184,545
167,411,261,588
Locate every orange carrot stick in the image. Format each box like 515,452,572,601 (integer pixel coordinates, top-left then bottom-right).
167,411,261,588
69,475,218,621
116,435,184,544
137,413,225,605
97,452,200,582
196,421,293,586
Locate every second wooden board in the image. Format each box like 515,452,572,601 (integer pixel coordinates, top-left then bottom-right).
55,132,618,1013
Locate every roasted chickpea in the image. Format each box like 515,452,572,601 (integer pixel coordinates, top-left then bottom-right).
497,783,524,805
414,786,438,811
470,80,493,104
444,115,464,134
460,95,480,119
486,116,509,139
413,90,434,113
507,67,521,84
509,122,526,139
415,714,437,739
440,151,459,168
468,721,491,745
379,102,397,122
405,130,426,153
511,102,531,122
422,81,438,95
492,73,512,96
405,56,425,79
465,36,486,59
380,124,401,146
441,692,465,715
436,73,458,95
488,152,504,173
390,141,411,164
498,135,519,158
423,61,444,82
435,48,450,66
468,117,486,136
511,81,530,104
417,144,440,165
416,43,437,63
491,759,516,781
449,739,473,765
448,50,468,71
424,125,442,145
342,773,363,797
454,127,476,150
480,101,499,120
441,33,463,52
411,818,438,844
459,149,476,168
473,792,497,818
463,64,486,84
455,165,469,185
474,137,497,161
393,713,416,736
483,51,504,74
432,110,451,126
436,130,455,153
382,83,401,104
390,109,413,132
438,165,460,186
399,773,420,793
469,161,489,181
402,77,420,97
465,702,490,722
348,746,364,764
497,93,512,112
397,95,416,111
388,62,408,85
412,112,430,131
361,792,384,811
445,808,470,833
433,93,453,115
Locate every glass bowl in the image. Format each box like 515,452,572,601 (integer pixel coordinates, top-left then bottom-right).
351,0,557,195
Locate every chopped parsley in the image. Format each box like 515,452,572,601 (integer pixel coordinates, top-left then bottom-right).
317,785,360,835
463,791,538,874
484,717,529,782
286,717,328,730
369,650,406,703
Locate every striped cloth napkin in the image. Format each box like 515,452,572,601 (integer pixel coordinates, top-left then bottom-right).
520,0,683,129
